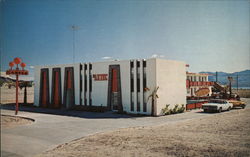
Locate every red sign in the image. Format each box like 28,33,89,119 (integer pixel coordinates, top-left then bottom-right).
6,69,29,75
6,57,29,115
195,88,210,97
93,74,108,81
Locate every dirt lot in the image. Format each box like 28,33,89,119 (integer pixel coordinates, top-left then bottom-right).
0,86,34,104
233,89,250,98
37,108,250,157
1,115,34,129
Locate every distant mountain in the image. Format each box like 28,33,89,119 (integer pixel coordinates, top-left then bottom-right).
200,70,250,88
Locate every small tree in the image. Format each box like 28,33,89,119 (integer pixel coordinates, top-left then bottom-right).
19,81,32,104
147,86,159,116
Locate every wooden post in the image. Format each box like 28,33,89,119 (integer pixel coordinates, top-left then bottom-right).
24,85,27,105
15,75,19,115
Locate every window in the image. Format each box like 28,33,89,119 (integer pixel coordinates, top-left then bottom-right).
130,62,134,92
137,93,140,112
137,61,140,92
89,64,92,106
130,61,134,111
89,64,92,92
137,61,140,112
143,60,147,112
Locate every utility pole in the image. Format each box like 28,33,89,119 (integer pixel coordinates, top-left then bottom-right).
228,76,233,99
236,74,239,91
71,25,79,63
215,71,218,83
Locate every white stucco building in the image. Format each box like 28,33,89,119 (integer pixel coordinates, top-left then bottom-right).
34,58,186,116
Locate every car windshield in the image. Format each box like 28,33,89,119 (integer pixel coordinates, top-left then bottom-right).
209,100,226,104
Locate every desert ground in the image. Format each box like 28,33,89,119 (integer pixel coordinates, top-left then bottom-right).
37,107,250,157
0,86,34,104
1,115,34,129
233,89,250,98
1,86,250,157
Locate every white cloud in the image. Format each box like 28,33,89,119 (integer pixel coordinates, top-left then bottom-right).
102,56,112,60
29,66,34,69
151,54,158,58
151,54,165,58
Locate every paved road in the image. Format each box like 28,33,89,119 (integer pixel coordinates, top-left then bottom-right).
1,98,249,157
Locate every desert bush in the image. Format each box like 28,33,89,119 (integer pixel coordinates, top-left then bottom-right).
177,104,185,113
171,104,179,114
162,104,171,115
162,104,185,115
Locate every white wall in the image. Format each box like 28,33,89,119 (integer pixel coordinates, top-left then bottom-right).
90,60,131,112
34,58,187,116
83,59,156,115
155,59,186,115
142,58,156,115
34,63,81,107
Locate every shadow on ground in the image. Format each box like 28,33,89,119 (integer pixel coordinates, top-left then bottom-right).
193,107,244,114
0,104,148,119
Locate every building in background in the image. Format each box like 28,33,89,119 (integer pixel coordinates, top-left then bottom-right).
186,72,214,98
34,58,186,116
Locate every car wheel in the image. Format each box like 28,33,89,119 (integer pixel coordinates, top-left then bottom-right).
228,107,231,111
204,109,208,113
218,108,222,113
241,105,245,109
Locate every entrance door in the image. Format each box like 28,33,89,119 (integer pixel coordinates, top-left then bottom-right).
51,68,62,108
63,67,75,108
39,69,49,107
111,69,118,110
107,65,123,112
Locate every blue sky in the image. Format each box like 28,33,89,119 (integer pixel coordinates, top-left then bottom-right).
1,0,249,77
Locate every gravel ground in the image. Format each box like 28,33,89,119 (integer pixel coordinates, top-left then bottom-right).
1,115,34,129
37,107,250,157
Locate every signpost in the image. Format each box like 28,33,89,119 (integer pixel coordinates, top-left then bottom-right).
6,57,29,115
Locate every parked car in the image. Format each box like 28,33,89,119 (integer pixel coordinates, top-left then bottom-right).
228,100,246,109
202,99,233,113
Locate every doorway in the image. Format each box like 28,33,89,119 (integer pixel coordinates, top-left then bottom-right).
63,67,75,108
51,68,62,108
107,65,123,112
39,68,50,107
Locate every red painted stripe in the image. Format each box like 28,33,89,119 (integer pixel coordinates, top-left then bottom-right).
42,71,47,107
112,69,118,92
67,71,72,89
54,71,59,107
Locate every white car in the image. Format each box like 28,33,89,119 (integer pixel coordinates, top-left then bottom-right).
202,99,233,113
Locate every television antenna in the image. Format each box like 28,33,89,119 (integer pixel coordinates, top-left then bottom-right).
71,25,80,63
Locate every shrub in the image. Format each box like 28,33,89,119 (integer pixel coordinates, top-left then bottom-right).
162,104,171,115
162,104,185,115
177,104,185,113
171,104,179,114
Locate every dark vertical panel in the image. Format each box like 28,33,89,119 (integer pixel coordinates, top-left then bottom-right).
63,67,75,108
107,65,123,112
136,61,140,112
143,60,147,112
116,65,123,112
80,64,82,105
130,61,134,111
89,64,92,106
39,68,50,107
51,68,62,108
84,64,87,105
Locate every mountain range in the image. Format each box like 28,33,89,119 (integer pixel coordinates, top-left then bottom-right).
200,70,250,88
